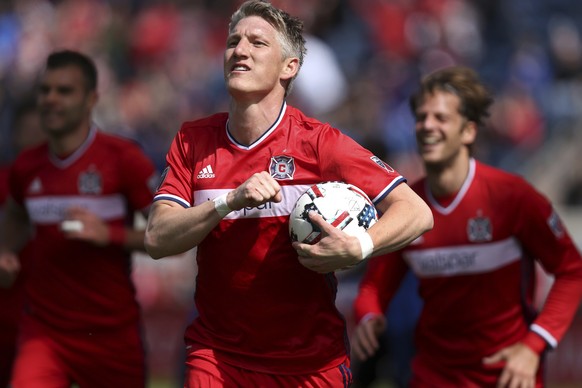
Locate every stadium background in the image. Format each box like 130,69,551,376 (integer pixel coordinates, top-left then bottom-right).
0,0,581,386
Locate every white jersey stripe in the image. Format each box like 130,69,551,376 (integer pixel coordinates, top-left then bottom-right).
154,193,191,208
403,237,522,277
530,324,558,348
193,184,312,219
372,176,406,204
26,194,126,224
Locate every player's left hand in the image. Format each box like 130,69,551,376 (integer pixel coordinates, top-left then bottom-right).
483,342,539,388
62,207,110,247
0,251,20,288
293,211,363,273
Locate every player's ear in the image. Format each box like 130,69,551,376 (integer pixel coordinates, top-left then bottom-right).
281,57,299,81
461,120,477,146
87,90,99,109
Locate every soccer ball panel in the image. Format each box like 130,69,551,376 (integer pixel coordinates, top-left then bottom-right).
289,182,378,244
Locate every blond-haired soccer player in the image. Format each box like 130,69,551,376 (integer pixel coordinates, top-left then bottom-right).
145,1,433,386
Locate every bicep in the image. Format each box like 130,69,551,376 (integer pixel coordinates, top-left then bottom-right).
376,183,427,215
148,199,186,222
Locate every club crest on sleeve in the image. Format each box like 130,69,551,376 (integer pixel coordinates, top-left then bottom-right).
270,155,295,180
547,209,565,238
78,168,102,194
156,166,169,191
370,156,394,172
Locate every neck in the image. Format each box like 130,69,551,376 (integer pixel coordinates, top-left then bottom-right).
228,97,284,146
48,122,92,158
426,153,472,197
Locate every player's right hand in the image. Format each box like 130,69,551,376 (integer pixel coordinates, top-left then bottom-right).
351,314,386,361
0,251,20,288
229,171,282,210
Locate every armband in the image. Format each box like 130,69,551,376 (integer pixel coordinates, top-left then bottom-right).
213,193,232,218
108,225,127,246
355,232,374,260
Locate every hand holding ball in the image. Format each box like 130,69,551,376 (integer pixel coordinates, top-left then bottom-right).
289,182,378,245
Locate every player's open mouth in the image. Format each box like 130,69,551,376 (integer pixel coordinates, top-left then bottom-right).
419,137,440,145
232,65,250,71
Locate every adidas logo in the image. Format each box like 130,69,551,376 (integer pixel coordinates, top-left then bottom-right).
197,165,215,179
28,177,43,194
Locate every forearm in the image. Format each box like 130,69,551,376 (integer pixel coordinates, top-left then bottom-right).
145,199,223,259
525,268,582,352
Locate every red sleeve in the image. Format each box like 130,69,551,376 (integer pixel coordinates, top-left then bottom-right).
119,142,156,212
316,126,405,203
155,126,195,207
514,180,582,352
353,251,409,323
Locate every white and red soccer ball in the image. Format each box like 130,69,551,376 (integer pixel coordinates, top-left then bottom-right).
289,181,378,244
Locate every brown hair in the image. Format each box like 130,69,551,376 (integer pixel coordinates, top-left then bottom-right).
409,66,493,127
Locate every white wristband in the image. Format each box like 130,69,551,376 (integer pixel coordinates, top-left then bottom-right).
355,232,374,260
213,193,232,217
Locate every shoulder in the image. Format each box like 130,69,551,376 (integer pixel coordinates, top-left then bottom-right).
476,161,531,189
95,130,143,151
11,142,48,172
94,131,153,167
475,161,542,205
285,105,331,133
179,113,228,134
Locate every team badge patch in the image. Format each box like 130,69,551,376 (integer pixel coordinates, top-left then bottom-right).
78,168,102,195
370,156,394,172
270,156,295,180
547,209,565,238
467,214,492,242
156,166,170,192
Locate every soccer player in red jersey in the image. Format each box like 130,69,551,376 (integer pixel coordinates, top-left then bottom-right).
144,1,433,387
0,50,157,387
352,66,582,388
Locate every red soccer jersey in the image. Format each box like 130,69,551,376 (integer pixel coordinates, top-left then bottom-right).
155,103,405,374
355,159,582,377
9,127,156,331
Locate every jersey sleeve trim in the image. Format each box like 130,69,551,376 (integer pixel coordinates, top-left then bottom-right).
530,323,557,348
372,176,406,205
153,194,190,208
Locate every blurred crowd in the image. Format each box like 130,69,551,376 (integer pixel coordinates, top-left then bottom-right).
1,0,582,204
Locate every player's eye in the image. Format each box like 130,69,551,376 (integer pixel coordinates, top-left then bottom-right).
226,37,240,48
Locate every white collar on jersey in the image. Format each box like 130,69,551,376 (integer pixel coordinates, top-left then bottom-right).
425,157,476,215
225,101,287,150
49,123,98,169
